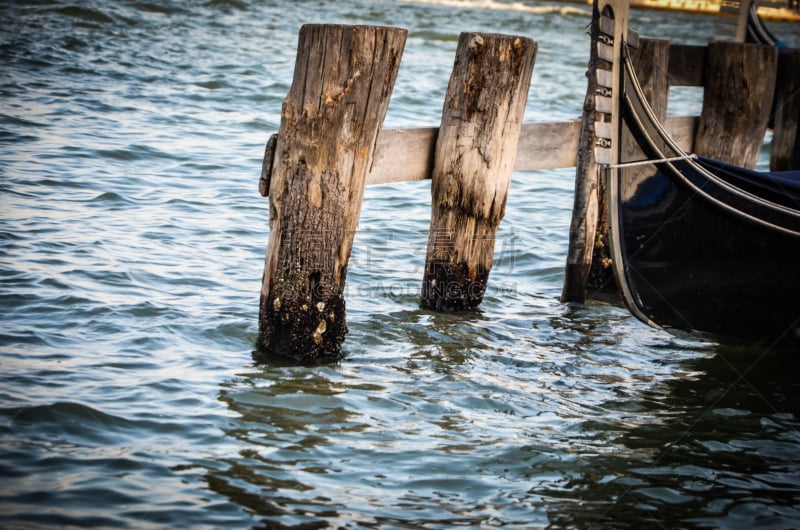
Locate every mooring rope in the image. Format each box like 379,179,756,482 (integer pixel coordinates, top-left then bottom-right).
604,153,698,169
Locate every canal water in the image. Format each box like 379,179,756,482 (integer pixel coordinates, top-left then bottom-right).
2,0,799,527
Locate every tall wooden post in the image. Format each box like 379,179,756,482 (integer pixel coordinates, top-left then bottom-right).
694,41,777,168
770,49,800,171
258,24,407,362
420,33,537,311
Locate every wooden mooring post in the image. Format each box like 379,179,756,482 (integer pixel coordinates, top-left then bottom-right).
421,33,537,310
257,24,407,363
560,0,606,305
694,41,778,168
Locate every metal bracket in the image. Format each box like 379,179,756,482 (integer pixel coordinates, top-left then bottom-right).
259,133,277,197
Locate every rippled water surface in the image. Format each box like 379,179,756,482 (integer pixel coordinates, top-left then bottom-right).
2,0,800,528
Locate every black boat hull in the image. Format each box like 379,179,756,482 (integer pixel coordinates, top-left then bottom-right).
608,44,800,345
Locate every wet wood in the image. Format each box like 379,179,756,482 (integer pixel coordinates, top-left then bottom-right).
694,41,778,168
770,49,800,171
257,24,407,362
667,44,705,87
421,32,537,310
561,0,605,304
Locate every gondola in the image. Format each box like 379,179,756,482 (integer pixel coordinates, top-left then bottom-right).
601,12,800,345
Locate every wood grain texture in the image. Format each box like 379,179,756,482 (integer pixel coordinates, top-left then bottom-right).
258,24,407,362
694,41,777,168
421,32,537,310
667,44,705,87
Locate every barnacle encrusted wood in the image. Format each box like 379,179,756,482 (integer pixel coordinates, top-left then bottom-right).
257,24,407,362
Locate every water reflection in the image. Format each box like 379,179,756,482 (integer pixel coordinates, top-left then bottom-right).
207,315,800,528
543,344,800,529
213,366,358,526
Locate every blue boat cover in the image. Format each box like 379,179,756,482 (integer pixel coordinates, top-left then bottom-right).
696,156,800,211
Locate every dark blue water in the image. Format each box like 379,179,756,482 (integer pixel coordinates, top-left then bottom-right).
2,0,799,528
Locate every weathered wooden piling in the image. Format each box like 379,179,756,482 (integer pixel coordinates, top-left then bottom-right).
561,1,606,304
257,24,407,362
771,49,800,171
420,33,537,310
694,41,778,168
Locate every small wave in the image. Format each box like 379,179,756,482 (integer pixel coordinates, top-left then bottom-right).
410,30,460,42
95,144,185,162
0,113,48,129
204,0,249,11
132,1,190,15
88,191,133,205
1,401,135,444
54,6,115,25
194,80,229,90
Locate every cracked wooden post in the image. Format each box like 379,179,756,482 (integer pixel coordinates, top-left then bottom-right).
694,41,777,168
257,24,407,363
420,32,537,310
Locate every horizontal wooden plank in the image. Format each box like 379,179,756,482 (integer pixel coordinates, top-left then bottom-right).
367,127,437,185
262,116,701,192
514,120,582,171
668,44,706,87
367,120,584,186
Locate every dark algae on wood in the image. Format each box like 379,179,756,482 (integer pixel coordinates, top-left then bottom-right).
257,24,407,362
420,33,537,310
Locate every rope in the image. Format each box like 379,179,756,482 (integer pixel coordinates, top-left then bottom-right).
604,153,698,169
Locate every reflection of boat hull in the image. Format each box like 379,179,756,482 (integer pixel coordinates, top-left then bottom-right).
607,38,800,345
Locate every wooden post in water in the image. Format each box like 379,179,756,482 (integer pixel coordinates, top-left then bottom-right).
694,41,777,168
257,24,407,362
562,0,637,303
561,0,605,304
420,32,537,310
770,49,800,171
